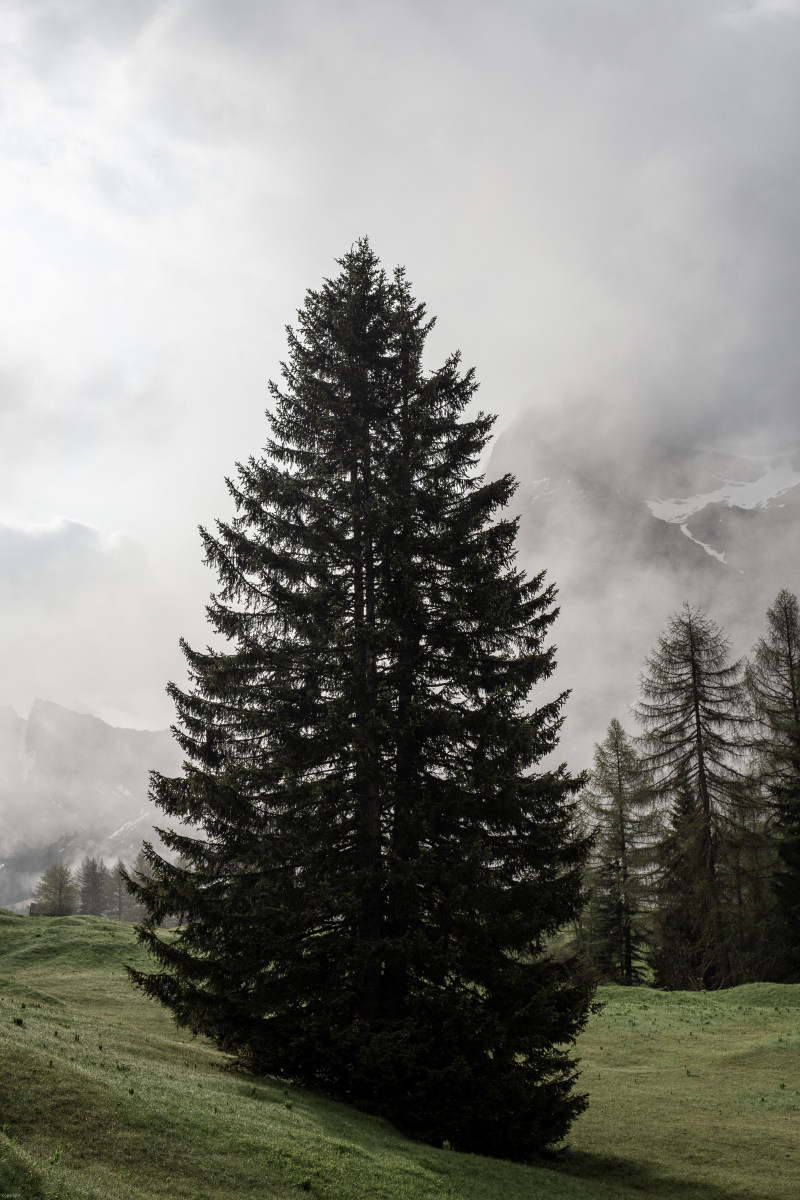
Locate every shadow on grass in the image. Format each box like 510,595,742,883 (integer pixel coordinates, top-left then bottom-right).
555,1148,764,1200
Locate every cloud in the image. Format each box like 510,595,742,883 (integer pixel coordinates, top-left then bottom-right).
0,518,195,728
0,518,124,602
4,1,798,441
0,0,798,742
721,0,800,25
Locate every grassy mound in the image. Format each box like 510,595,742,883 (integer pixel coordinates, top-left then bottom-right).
572,982,800,1198
1,909,798,1199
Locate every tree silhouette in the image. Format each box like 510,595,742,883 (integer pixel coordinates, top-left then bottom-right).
747,588,800,978
635,604,749,987
127,240,591,1160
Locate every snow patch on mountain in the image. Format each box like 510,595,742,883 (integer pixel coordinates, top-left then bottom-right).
106,812,151,842
679,523,726,564
647,451,800,525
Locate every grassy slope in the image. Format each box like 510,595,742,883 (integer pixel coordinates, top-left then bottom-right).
0,912,797,1200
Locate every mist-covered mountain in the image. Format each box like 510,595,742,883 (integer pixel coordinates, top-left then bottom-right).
0,700,182,908
490,409,800,771
3,421,798,904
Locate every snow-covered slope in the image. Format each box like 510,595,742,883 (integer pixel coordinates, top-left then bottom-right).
646,449,800,566
647,450,800,523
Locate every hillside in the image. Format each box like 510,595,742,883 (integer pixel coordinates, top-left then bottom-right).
1,911,799,1200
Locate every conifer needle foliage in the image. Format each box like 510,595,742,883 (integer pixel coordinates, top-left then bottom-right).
127,240,591,1161
747,588,800,978
635,603,750,988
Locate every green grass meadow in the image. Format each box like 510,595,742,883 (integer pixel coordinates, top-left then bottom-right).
1,910,798,1200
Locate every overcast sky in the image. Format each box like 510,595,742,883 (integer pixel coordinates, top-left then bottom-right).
1,0,799,731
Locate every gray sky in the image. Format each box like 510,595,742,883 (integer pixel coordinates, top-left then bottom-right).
1,0,799,731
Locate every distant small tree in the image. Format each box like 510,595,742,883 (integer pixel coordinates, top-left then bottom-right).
583,719,657,984
78,857,110,917
107,859,130,921
122,849,151,924
33,863,77,916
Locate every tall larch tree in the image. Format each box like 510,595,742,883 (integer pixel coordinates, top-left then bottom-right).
126,240,591,1161
747,588,800,978
635,603,749,988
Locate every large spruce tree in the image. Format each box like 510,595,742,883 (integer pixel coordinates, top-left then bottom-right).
128,240,591,1160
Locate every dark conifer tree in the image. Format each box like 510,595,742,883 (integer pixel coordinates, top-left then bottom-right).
747,588,800,979
591,855,645,983
33,862,77,916
583,719,656,985
635,604,749,988
78,856,109,917
122,849,155,924
722,763,777,982
108,859,132,921
127,240,591,1160
650,779,715,989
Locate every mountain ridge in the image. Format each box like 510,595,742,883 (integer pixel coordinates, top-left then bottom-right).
489,414,800,767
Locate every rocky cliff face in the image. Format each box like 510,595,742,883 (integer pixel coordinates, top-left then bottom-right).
0,700,182,908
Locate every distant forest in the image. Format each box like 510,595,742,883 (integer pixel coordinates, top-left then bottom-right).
575,588,800,989
30,850,164,925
